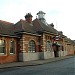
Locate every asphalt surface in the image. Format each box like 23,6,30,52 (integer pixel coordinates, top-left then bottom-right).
0,56,75,75
0,55,74,69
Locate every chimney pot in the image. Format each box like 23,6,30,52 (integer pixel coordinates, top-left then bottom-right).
25,13,33,23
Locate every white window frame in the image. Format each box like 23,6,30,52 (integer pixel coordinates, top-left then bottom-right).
28,40,36,53
46,41,52,51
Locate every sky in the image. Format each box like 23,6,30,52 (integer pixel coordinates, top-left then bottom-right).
0,0,75,40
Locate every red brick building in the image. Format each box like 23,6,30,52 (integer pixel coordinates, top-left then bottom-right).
0,20,18,63
0,11,75,63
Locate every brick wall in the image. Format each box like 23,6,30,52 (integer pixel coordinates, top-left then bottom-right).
0,37,18,64
19,34,40,53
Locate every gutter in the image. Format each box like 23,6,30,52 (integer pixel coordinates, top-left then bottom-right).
0,34,18,38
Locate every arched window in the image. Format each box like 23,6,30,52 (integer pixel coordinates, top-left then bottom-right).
10,40,15,54
0,39,6,54
28,40,36,52
46,41,52,51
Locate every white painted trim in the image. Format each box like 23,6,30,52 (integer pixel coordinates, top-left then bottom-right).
19,32,41,36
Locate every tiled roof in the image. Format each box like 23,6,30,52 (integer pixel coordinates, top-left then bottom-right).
14,19,37,34
0,20,16,37
47,24,58,34
64,36,75,45
0,18,58,37
67,38,75,45
32,18,58,35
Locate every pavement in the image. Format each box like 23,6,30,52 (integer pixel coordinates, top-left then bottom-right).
0,55,74,69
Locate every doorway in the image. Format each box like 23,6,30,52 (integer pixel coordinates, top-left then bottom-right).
52,43,59,57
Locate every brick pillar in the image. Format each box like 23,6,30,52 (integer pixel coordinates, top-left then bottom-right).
43,34,46,52
19,37,26,53
19,35,26,61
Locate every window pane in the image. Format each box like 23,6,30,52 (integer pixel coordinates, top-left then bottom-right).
46,41,52,51
0,40,6,54
10,40,15,54
28,40,36,52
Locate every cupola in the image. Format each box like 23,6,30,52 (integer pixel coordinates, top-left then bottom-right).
37,11,47,24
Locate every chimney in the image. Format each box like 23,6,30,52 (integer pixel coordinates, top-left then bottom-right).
25,13,33,23
50,23,54,28
58,31,63,35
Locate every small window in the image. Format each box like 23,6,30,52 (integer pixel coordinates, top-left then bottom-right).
10,40,15,54
0,39,6,54
28,40,36,52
